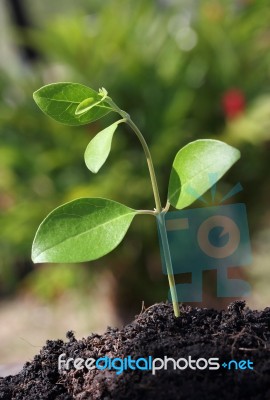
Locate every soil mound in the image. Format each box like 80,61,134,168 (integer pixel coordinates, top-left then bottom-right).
1,301,269,399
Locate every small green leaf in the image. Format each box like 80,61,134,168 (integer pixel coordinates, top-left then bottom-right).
84,120,122,173
32,198,137,263
33,82,112,126
75,97,96,115
168,139,241,209
75,88,108,116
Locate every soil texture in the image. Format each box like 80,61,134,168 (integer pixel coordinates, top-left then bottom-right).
0,301,269,400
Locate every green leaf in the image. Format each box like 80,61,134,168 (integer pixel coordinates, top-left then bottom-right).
32,198,137,263
75,87,108,116
168,139,241,209
84,120,122,173
75,97,98,115
33,82,112,126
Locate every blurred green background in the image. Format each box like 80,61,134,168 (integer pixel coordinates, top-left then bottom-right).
0,0,270,365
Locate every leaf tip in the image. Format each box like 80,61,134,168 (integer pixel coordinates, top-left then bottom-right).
235,147,241,160
31,244,39,264
31,252,39,264
87,166,99,174
84,156,101,174
33,89,39,104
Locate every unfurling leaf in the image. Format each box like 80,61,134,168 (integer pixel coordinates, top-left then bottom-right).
168,139,241,209
75,87,108,115
33,82,111,126
75,97,96,115
32,198,137,263
84,120,123,173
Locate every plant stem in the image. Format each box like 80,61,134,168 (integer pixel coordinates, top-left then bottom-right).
105,96,180,317
105,97,162,213
137,209,157,216
157,212,180,317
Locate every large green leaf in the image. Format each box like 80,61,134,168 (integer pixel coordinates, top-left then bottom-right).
32,198,137,263
168,139,240,209
84,120,122,173
33,83,112,126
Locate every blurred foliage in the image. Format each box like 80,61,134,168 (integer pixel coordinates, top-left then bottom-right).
0,0,269,315
22,263,98,302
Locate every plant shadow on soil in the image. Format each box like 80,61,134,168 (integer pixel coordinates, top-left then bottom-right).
0,301,269,400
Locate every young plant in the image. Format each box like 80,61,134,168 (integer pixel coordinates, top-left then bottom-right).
31,83,240,317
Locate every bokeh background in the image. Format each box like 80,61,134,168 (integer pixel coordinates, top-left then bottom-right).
0,0,269,367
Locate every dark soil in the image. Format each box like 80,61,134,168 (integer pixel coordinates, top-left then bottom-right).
0,301,269,400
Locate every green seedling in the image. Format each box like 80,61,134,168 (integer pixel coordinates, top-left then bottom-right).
31,82,240,317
